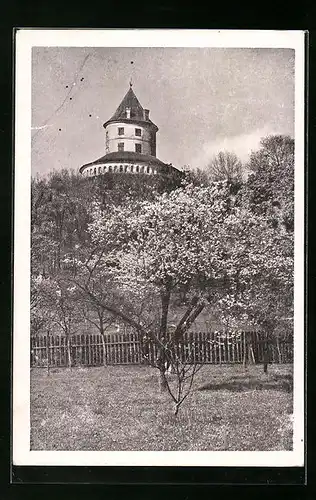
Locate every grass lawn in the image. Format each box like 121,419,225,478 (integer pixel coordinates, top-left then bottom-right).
31,363,293,451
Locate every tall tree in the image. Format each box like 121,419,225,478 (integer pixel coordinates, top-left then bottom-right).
228,134,295,370
182,166,210,187
215,206,293,371
31,169,98,280
39,276,81,368
206,151,244,184
244,134,294,231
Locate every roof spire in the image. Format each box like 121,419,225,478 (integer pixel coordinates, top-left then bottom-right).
129,60,134,88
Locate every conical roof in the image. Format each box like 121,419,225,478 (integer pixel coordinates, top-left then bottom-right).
103,85,158,130
111,86,144,121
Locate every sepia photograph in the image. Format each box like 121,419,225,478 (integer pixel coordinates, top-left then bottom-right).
13,29,305,467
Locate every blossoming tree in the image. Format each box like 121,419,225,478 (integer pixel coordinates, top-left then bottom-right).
74,181,292,398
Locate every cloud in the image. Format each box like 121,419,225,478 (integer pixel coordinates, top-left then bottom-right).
191,125,280,169
31,124,53,131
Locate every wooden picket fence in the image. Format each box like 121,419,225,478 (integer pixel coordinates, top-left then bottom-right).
30,331,293,368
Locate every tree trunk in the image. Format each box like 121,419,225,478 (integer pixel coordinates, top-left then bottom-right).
159,367,168,392
263,340,269,374
157,289,171,391
98,314,107,367
57,243,61,270
101,333,107,367
160,289,171,338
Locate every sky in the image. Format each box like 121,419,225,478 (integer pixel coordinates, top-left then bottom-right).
31,47,295,176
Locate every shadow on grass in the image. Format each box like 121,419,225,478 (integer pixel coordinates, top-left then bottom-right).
197,373,293,393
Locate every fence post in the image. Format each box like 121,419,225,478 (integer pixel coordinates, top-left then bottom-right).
101,333,106,367
46,332,50,375
67,335,72,370
276,336,282,363
249,332,255,364
242,331,247,369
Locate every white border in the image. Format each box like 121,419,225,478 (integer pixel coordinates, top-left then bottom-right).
13,29,305,467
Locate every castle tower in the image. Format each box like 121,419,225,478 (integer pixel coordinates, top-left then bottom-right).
79,83,181,178
103,82,157,157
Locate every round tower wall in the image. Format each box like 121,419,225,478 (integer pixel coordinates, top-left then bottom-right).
105,122,156,156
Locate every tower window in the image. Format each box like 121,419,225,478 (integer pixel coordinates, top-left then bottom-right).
136,165,139,173
118,142,124,152
119,165,123,172
135,144,142,153
135,128,141,136
118,127,124,135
